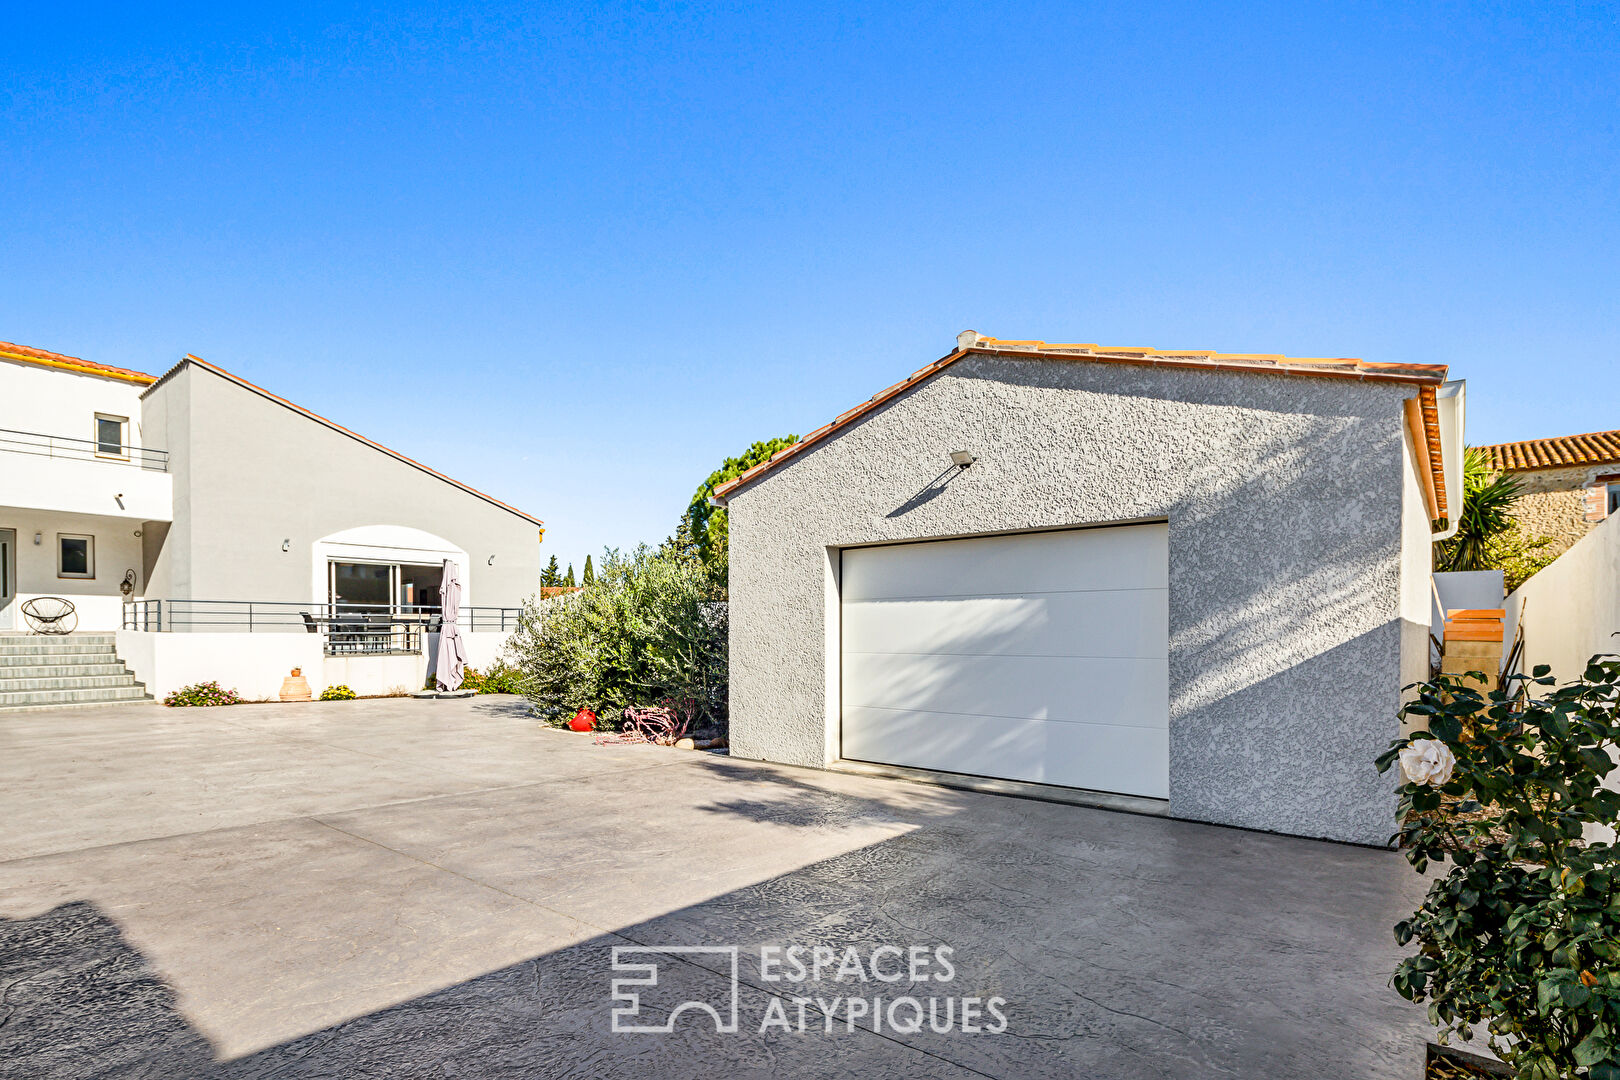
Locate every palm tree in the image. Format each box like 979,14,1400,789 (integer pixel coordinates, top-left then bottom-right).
1434,448,1524,572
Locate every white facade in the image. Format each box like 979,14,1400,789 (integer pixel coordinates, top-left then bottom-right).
0,353,168,632
1,344,539,698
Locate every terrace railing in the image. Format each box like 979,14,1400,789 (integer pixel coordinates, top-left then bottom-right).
121,600,521,656
0,428,169,471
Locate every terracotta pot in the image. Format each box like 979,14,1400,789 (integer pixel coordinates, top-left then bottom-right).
280,670,312,702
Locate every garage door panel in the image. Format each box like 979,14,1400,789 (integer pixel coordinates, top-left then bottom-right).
842,653,1168,729
842,590,1167,660
840,524,1169,800
841,706,1169,799
841,525,1168,601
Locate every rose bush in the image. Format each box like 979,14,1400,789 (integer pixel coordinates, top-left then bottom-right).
1379,656,1620,1080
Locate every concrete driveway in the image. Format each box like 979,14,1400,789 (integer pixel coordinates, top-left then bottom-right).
0,697,1435,1078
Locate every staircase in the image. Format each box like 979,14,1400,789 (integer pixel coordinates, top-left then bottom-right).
0,633,153,710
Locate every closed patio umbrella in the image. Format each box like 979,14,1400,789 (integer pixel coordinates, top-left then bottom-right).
435,558,466,692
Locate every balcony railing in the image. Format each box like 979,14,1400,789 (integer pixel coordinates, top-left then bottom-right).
0,428,169,471
122,600,522,656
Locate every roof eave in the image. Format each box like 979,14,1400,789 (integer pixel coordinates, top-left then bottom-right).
0,346,157,386
712,342,1450,503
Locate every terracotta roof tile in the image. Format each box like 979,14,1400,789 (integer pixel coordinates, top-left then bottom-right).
712,332,1450,501
0,340,156,385
1478,430,1620,472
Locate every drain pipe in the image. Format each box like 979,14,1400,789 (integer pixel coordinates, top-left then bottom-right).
1431,380,1466,542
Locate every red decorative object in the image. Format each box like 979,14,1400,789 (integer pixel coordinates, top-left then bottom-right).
568,708,597,732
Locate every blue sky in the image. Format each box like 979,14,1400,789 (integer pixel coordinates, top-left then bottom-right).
3,2,1617,572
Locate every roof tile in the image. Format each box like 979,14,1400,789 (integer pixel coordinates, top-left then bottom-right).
711,332,1450,500
0,340,156,385
1479,430,1620,471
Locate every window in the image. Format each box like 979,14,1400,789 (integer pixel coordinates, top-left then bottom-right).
58,534,95,579
1609,482,1620,517
328,560,444,613
95,414,127,458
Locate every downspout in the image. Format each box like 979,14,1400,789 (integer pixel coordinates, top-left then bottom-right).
1431,380,1465,542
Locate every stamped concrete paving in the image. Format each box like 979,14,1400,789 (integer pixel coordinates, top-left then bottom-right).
0,697,1435,1078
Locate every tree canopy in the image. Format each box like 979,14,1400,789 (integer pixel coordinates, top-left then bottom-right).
685,434,798,571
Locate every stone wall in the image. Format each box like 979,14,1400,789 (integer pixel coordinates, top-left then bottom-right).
1508,465,1605,562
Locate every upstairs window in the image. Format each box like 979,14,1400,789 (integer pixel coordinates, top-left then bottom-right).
95,414,127,458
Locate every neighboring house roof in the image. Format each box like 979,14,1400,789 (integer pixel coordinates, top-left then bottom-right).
1478,429,1620,472
141,354,545,528
712,331,1452,505
0,340,157,385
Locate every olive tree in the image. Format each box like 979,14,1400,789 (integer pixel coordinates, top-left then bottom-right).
506,544,728,731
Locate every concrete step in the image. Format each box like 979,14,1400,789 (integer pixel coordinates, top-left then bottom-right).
0,662,133,679
0,698,158,713
0,633,117,646
0,646,121,665
0,684,151,708
0,674,143,692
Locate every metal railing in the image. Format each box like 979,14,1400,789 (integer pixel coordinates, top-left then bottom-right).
0,427,169,471
121,600,522,655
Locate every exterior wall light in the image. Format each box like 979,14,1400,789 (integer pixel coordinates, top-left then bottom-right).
281,539,290,552
950,450,976,467
33,533,41,545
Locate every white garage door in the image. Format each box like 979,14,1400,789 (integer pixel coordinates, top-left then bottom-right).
840,524,1169,800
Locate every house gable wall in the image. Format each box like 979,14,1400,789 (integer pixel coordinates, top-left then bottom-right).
142,365,539,609
726,353,1414,845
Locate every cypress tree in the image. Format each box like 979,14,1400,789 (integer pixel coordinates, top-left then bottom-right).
582,554,595,586
564,563,576,588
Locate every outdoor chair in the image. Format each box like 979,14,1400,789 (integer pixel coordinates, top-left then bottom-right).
21,596,77,635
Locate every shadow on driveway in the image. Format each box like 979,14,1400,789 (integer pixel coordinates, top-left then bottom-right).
0,751,1434,1080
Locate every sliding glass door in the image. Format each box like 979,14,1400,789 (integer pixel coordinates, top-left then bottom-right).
328,561,446,615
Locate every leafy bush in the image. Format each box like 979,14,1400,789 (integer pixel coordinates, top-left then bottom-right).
506,544,727,731
1435,447,1557,590
163,681,241,707
461,660,530,695
1379,656,1620,1079
319,684,357,701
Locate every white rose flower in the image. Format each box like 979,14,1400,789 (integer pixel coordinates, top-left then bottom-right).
1398,738,1457,787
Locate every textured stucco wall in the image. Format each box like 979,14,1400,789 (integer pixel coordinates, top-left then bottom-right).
726,354,1418,845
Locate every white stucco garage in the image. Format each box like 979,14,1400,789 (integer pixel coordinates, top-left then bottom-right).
715,331,1465,845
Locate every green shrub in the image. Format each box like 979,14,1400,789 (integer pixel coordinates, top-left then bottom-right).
320,684,357,701
461,660,529,695
506,544,727,730
163,681,241,707
1379,656,1620,1079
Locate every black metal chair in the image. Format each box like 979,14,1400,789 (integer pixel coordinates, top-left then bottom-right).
21,597,77,635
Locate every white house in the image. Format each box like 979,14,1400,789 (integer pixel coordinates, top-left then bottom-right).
0,340,542,705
